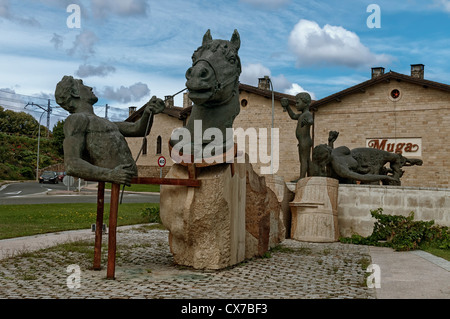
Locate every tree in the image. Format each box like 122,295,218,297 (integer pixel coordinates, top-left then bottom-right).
0,106,48,136
52,120,65,156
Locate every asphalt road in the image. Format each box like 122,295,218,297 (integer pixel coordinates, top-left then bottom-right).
0,181,160,205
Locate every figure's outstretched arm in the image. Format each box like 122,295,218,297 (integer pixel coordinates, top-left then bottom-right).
332,161,398,183
116,96,165,137
328,131,339,148
281,98,300,120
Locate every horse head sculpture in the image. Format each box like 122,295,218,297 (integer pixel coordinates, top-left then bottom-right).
170,29,242,163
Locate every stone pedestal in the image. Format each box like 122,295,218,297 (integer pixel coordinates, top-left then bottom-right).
289,177,339,242
244,163,287,259
265,175,295,239
160,161,246,270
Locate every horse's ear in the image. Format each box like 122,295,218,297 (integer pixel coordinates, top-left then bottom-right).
230,29,240,50
202,29,212,46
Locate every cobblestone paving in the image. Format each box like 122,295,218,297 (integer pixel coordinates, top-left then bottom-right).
0,225,376,299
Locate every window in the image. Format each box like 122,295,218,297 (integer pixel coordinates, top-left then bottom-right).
156,136,162,154
388,89,402,101
391,89,400,99
142,138,147,155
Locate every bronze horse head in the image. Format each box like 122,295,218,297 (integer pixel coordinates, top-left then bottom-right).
170,29,242,163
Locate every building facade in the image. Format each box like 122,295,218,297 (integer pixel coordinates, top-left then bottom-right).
125,66,450,188
312,65,450,188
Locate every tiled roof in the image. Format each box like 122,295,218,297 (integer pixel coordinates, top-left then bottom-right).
310,71,450,110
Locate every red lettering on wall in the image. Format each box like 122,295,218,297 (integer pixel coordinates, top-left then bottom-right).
367,139,387,150
367,139,419,154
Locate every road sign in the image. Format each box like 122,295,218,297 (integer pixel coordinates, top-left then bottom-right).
158,156,166,168
63,176,75,187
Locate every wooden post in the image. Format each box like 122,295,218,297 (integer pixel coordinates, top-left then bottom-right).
93,182,105,270
107,183,120,279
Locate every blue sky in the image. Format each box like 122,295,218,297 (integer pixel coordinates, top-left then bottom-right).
1,0,450,125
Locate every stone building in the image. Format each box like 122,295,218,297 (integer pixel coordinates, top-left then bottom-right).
312,64,450,188
125,65,450,188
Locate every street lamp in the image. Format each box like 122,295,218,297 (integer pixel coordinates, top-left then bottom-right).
35,111,46,181
25,102,49,181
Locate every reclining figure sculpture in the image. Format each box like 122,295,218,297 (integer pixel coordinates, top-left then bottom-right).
310,131,423,185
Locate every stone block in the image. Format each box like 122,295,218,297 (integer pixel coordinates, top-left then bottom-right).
265,174,295,238
160,160,246,270
160,154,287,269
244,161,286,258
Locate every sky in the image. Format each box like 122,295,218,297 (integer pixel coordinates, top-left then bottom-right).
1,0,450,128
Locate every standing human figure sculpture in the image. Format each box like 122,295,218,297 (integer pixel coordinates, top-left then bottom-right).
55,75,165,186
281,93,314,182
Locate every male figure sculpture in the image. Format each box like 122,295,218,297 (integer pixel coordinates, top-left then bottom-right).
55,76,165,186
281,93,314,182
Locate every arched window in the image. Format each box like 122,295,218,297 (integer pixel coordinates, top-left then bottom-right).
156,136,162,154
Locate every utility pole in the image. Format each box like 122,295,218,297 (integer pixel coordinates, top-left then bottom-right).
25,102,50,180
105,104,109,119
47,99,52,137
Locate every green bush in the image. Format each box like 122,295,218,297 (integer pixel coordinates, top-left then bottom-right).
20,166,35,179
340,208,450,251
140,206,162,224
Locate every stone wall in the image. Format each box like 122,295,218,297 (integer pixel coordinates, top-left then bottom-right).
235,92,299,182
338,184,450,237
126,112,184,173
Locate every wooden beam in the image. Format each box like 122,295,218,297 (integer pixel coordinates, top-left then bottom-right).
93,181,105,271
131,177,201,187
106,183,120,280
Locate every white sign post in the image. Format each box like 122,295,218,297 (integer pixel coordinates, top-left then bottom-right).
63,176,75,191
158,156,166,178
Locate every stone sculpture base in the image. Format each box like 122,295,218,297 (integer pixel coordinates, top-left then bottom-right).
244,161,287,259
290,177,339,243
160,154,288,270
160,160,246,270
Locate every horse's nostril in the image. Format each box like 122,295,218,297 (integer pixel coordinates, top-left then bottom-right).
200,68,209,78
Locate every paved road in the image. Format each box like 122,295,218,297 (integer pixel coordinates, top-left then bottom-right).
0,181,159,205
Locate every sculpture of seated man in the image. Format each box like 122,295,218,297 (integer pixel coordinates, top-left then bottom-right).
55,76,165,186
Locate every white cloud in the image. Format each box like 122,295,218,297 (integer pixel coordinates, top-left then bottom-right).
50,33,63,50
0,0,9,18
241,63,271,86
241,64,316,99
91,0,149,18
435,0,450,11
101,82,150,104
288,19,391,68
0,0,39,26
284,83,316,100
67,30,99,59
76,63,116,78
240,0,290,9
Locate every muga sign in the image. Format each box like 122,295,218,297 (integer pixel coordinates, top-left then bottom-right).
366,138,422,157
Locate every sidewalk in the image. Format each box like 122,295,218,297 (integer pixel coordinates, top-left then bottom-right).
0,226,448,299
369,246,450,299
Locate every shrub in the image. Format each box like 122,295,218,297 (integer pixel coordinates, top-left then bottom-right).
340,208,450,251
140,206,162,224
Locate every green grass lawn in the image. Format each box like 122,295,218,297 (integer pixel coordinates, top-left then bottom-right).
0,203,159,240
421,245,450,261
